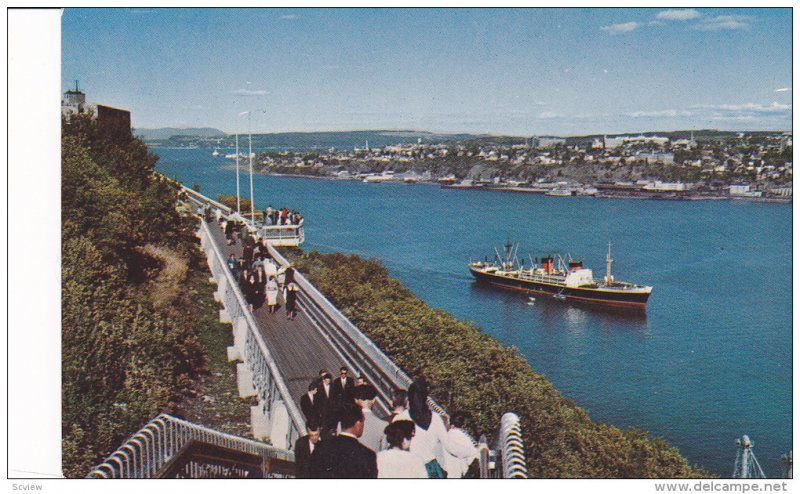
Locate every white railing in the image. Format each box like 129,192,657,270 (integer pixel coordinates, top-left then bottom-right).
268,245,448,418
86,413,293,478
198,218,307,446
260,223,305,246
476,413,528,479
186,190,527,478
181,186,303,246
497,413,528,478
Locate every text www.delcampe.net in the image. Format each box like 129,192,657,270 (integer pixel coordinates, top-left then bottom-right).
655,481,789,492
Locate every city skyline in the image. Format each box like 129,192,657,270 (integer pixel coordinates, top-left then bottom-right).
62,8,792,136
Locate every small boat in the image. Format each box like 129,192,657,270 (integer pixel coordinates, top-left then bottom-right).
211,148,221,157
546,187,573,197
363,171,397,183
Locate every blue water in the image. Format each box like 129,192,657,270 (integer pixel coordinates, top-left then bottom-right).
156,148,792,477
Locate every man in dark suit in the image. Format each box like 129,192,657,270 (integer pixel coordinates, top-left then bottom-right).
300,381,320,424
316,372,336,436
293,420,321,478
331,366,355,404
308,404,377,478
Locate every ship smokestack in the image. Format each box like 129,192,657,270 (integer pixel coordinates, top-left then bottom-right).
605,242,613,285
542,257,554,275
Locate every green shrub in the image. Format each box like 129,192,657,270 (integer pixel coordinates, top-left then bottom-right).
286,250,710,478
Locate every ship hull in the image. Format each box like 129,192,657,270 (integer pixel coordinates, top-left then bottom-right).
469,267,650,310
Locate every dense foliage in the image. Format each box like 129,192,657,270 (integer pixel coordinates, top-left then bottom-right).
62,113,207,477
216,193,251,214
285,249,709,478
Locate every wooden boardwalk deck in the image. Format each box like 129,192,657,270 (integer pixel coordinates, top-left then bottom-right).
206,220,351,418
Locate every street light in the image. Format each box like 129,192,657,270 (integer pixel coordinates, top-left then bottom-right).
235,129,241,214
241,109,266,229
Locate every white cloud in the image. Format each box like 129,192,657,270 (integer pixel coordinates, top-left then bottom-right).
537,111,564,120
690,102,790,113
625,109,693,118
694,15,750,31
775,87,792,93
280,14,299,20
233,88,268,96
600,22,639,35
656,9,701,21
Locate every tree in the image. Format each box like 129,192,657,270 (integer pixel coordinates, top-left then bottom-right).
62,116,205,477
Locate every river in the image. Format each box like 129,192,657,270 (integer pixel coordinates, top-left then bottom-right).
155,147,792,477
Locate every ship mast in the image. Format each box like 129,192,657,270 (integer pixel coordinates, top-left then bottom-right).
605,241,613,286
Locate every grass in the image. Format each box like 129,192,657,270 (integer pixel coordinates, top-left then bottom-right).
174,264,257,439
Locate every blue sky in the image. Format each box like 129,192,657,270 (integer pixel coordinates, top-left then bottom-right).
61,8,792,136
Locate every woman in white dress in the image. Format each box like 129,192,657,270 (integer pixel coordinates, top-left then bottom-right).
265,275,280,314
443,412,479,478
392,378,452,478
377,420,427,478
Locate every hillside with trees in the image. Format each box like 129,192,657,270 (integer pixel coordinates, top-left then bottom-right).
61,113,211,477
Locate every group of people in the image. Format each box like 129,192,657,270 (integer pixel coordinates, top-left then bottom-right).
294,371,479,479
224,227,299,319
262,206,303,227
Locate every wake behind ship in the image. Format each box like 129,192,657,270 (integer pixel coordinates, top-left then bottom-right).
469,242,652,310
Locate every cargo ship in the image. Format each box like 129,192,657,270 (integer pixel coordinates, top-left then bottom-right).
469,241,652,310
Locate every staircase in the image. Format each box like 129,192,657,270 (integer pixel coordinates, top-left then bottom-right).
86,413,294,479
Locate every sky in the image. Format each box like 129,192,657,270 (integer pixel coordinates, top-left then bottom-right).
61,8,793,136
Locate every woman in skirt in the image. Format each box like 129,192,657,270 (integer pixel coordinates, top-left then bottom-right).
244,273,258,313
284,282,299,320
265,275,280,314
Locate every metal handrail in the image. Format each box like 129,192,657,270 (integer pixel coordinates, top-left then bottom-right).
478,435,491,478
184,190,529,477
268,245,449,418
496,413,528,478
181,185,233,214
198,218,307,439
87,413,294,478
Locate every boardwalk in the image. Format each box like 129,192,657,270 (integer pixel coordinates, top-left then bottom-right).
205,218,370,419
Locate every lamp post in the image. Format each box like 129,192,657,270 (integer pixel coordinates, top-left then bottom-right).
242,109,266,229
235,132,241,213
248,111,255,228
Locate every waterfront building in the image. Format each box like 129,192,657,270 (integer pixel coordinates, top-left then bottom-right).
643,181,689,192
728,184,762,197
767,187,792,197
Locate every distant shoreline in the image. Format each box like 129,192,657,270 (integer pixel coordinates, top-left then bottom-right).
217,162,791,204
